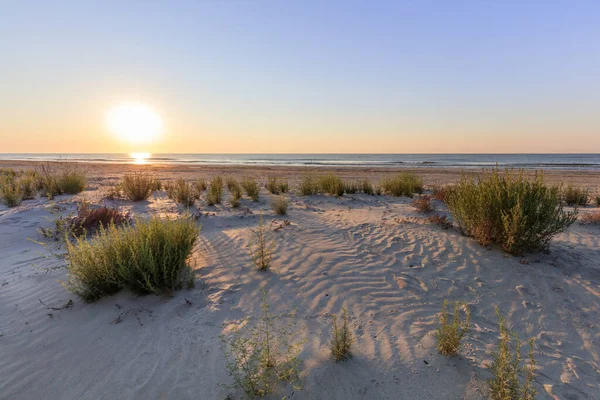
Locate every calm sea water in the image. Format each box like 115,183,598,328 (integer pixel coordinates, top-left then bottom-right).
1,153,600,170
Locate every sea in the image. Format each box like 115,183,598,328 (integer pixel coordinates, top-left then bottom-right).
1,153,600,170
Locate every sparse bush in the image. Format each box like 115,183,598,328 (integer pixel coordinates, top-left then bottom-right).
318,174,345,196
36,163,87,197
431,184,454,202
242,177,260,201
150,177,162,191
64,216,199,302
0,176,23,207
279,180,289,193
488,309,536,400
194,178,207,192
207,176,224,205
19,171,38,200
360,179,374,195
165,178,199,206
220,292,303,397
381,173,423,197
344,180,359,194
266,177,281,194
271,195,289,215
330,308,353,362
411,195,434,213
299,175,318,196
229,180,243,208
427,214,453,229
250,214,273,271
436,300,470,356
446,168,577,255
103,182,122,200
121,174,155,201
580,211,600,225
562,184,588,206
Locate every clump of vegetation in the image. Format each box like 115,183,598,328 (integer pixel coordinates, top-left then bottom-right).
580,211,600,225
229,179,243,208
220,292,303,397
562,184,588,207
207,176,224,205
446,168,577,255
427,214,453,229
194,178,207,192
344,180,359,194
318,174,345,196
299,175,318,196
330,308,353,362
266,177,289,194
0,176,24,207
103,182,122,200
431,184,454,202
121,173,155,201
165,178,199,206
381,173,423,197
360,179,375,195
64,216,199,302
488,309,537,400
411,195,434,213
436,300,470,356
249,214,274,271
36,163,87,197
242,177,260,201
271,195,289,215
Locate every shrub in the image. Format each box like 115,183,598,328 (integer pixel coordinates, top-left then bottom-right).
580,211,600,225
194,178,207,192
427,214,453,229
0,177,23,207
229,180,243,208
165,178,199,206
446,168,577,255
220,292,303,397
64,216,199,302
318,174,345,196
271,195,289,215
344,180,359,194
299,175,318,196
431,184,454,202
411,195,434,213
279,180,289,193
360,179,375,195
103,182,122,200
381,173,423,197
330,308,353,362
436,300,470,356
242,177,260,201
19,171,39,200
150,177,162,191
121,174,155,201
562,184,588,206
266,177,281,194
207,176,224,205
249,214,273,271
488,309,536,400
36,163,87,196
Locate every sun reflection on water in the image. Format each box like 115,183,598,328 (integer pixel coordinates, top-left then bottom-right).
130,152,151,164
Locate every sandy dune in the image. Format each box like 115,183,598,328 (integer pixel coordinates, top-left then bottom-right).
1,175,599,399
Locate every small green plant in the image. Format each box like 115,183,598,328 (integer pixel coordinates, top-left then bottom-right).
488,309,537,400
220,291,303,397
318,174,345,196
431,184,454,202
266,177,280,194
330,307,353,362
299,175,318,196
35,162,87,197
344,180,359,194
411,195,434,213
229,180,243,208
64,216,199,302
360,179,374,195
279,180,289,193
207,176,224,205
381,173,423,197
242,177,260,201
436,300,470,356
446,168,577,255
270,195,288,215
194,178,207,192
0,176,23,207
165,178,199,206
121,173,155,201
250,213,274,271
562,184,588,206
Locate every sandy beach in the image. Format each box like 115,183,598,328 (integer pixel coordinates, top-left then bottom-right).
1,162,599,399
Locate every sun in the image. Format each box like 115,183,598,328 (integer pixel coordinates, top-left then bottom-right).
107,102,163,144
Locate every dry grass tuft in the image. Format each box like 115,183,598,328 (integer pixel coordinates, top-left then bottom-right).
0,176,23,207
318,174,345,196
121,174,155,201
165,178,199,206
330,308,353,362
270,195,289,215
381,173,423,197
242,177,260,201
299,175,318,196
411,195,434,213
207,176,224,205
249,214,274,271
36,162,87,196
436,300,470,356
427,214,453,229
562,184,588,206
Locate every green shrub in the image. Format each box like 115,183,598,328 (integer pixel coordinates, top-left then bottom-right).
279,180,289,193
64,216,199,302
35,163,87,196
436,300,470,356
330,308,353,362
207,176,224,205
229,179,243,208
194,178,207,192
318,174,345,196
562,184,588,206
250,214,273,270
431,184,454,202
0,177,23,207
165,178,199,206
242,177,260,201
266,177,280,194
121,174,155,201
446,168,577,255
381,173,423,197
271,195,289,215
488,309,536,400
360,179,375,195
299,175,318,196
220,292,303,397
411,195,433,213
344,180,359,194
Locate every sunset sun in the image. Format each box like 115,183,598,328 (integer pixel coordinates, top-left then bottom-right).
106,102,163,144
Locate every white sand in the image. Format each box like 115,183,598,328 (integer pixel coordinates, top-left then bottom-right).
1,183,599,399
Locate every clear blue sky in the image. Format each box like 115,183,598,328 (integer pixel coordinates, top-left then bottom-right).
1,0,599,153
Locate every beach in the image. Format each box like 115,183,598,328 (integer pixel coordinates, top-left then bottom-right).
1,161,599,399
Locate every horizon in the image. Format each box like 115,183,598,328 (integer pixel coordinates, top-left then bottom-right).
2,1,600,153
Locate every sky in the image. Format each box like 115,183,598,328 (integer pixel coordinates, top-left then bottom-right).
1,0,599,154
